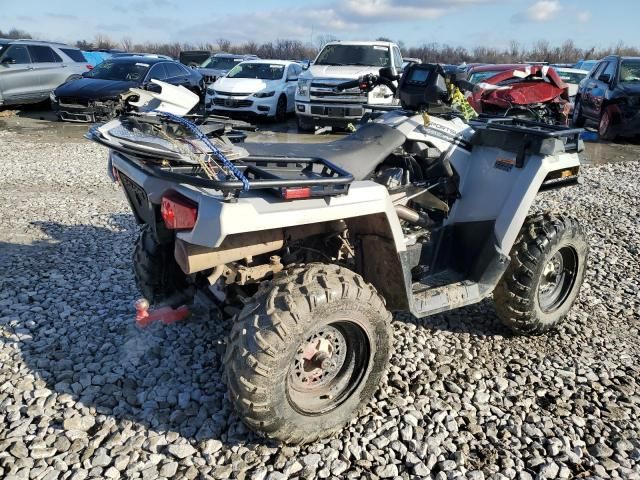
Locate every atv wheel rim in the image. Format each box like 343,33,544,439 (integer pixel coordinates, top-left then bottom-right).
287,321,370,415
537,246,578,313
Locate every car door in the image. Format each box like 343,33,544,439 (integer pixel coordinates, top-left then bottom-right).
145,63,168,84
284,65,300,110
28,45,67,96
0,44,40,103
164,62,191,87
581,61,607,119
591,60,617,118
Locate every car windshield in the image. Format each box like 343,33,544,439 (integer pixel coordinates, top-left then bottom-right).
468,70,504,83
201,56,243,70
315,44,390,67
85,61,149,81
557,71,587,84
620,60,640,83
227,63,284,80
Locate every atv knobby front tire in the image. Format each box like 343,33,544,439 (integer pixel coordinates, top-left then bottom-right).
133,225,188,304
494,214,588,335
225,264,393,444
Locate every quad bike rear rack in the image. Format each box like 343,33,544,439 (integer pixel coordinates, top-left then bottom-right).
469,116,584,168
112,150,354,200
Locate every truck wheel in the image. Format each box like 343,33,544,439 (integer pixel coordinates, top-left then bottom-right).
493,214,588,335
225,264,393,444
133,225,188,304
297,116,315,132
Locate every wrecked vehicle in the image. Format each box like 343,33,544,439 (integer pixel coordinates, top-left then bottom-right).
468,65,572,125
52,56,203,122
573,55,640,140
88,64,588,444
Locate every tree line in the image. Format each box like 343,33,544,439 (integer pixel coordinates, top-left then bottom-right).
3,28,640,64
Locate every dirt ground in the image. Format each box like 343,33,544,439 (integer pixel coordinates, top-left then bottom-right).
1,105,639,165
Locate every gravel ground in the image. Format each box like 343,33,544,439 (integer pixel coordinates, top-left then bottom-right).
0,129,639,480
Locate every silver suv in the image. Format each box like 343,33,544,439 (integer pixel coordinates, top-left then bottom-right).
0,39,89,106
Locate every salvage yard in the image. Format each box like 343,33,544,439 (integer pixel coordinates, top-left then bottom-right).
0,114,639,479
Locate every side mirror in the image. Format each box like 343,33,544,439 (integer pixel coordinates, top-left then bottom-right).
1,57,16,65
145,82,162,93
598,73,612,84
379,66,398,80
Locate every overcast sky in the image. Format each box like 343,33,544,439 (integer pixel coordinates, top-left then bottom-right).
0,0,636,49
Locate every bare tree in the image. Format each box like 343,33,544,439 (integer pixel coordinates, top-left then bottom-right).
94,34,116,50
121,37,133,52
217,38,231,53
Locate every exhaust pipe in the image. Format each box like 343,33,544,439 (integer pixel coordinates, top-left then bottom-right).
395,205,433,228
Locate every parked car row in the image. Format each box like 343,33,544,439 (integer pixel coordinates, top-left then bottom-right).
3,37,640,140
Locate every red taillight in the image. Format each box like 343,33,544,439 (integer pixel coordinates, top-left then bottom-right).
86,64,93,70
161,193,198,230
282,187,312,200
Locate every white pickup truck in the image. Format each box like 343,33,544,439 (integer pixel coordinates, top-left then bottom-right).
295,41,403,131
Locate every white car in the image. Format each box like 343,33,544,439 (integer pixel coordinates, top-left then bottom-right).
554,67,590,98
205,60,303,120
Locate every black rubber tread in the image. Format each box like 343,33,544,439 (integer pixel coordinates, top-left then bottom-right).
274,95,287,122
224,263,393,444
296,115,315,132
493,213,588,335
572,97,585,128
132,225,188,304
599,105,617,141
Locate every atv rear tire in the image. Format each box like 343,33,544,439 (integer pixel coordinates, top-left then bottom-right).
493,214,588,335
225,264,393,444
133,225,188,304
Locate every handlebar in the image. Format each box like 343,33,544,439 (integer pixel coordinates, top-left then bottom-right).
335,73,398,94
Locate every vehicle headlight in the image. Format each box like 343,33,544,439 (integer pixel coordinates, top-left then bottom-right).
371,85,392,99
206,87,216,95
254,90,275,98
49,91,57,103
297,79,310,97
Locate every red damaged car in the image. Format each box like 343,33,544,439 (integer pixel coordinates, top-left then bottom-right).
468,65,572,125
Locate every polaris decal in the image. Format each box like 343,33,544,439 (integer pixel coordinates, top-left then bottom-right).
415,124,472,151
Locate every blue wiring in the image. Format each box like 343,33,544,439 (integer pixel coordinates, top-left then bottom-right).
155,111,250,191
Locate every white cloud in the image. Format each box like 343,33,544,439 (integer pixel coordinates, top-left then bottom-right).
178,0,503,44
512,0,562,23
526,0,561,21
577,10,592,23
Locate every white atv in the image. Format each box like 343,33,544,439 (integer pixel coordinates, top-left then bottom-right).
88,65,588,444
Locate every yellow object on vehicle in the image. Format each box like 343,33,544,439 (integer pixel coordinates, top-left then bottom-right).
448,83,478,121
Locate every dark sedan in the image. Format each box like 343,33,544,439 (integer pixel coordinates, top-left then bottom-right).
52,56,203,122
573,55,640,140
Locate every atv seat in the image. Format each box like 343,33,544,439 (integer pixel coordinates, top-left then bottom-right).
244,123,406,180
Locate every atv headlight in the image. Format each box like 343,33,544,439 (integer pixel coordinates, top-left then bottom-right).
297,79,310,97
254,90,275,98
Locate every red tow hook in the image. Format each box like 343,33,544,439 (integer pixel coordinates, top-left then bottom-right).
135,299,190,328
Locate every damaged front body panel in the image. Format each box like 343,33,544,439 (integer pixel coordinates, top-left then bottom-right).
55,96,121,122
470,66,571,125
